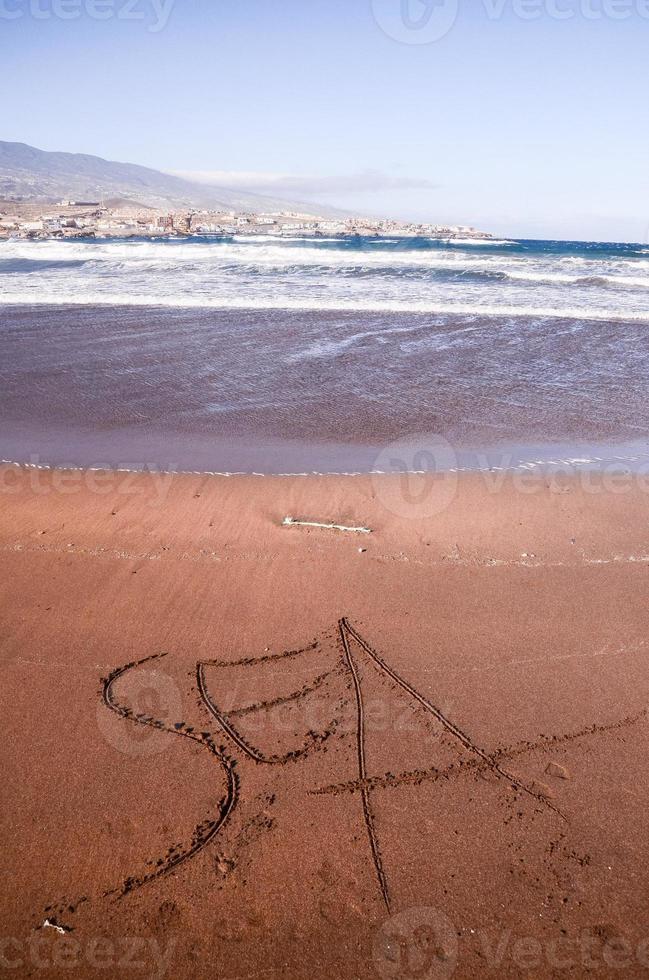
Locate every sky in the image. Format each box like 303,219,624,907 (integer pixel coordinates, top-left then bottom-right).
2,0,648,241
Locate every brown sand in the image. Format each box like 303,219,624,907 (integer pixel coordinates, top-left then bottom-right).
2,464,649,978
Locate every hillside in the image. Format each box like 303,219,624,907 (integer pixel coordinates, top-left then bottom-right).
0,141,339,215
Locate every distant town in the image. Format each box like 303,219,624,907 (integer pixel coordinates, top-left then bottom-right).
0,199,494,241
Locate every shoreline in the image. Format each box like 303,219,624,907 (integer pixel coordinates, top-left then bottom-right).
3,434,649,477
2,296,649,322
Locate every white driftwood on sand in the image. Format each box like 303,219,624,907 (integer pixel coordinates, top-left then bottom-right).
282,516,371,534
42,920,69,934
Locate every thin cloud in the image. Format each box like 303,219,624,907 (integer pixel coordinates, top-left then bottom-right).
169,169,438,196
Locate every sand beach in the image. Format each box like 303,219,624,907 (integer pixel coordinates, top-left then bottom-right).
2,464,649,977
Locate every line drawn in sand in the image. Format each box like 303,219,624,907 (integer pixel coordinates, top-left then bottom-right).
48,617,638,925
335,618,565,912
101,652,238,897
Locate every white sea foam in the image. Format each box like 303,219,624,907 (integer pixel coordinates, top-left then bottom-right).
441,237,516,246
1,236,648,322
1,289,648,322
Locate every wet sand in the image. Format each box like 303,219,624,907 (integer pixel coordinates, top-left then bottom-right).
2,465,649,978
3,305,649,475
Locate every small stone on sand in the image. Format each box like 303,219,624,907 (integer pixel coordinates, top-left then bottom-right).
546,761,570,780
530,780,556,799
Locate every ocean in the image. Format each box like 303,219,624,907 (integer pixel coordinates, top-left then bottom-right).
1,234,649,473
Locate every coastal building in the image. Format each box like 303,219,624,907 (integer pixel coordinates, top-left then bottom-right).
317,221,346,234
1,201,495,242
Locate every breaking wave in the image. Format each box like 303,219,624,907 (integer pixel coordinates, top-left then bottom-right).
1,234,648,321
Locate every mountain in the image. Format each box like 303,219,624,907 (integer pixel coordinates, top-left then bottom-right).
0,141,340,215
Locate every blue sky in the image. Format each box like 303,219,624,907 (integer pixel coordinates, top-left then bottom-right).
2,0,648,241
